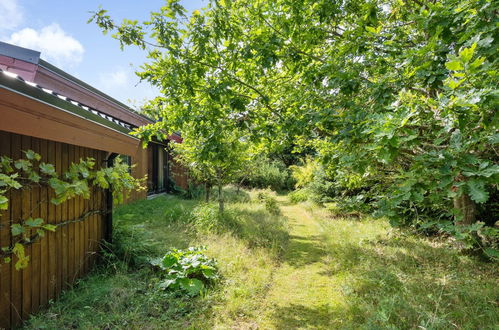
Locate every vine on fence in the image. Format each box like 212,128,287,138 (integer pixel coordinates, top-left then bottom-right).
0,150,145,270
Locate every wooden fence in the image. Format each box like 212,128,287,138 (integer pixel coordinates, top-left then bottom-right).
0,131,107,328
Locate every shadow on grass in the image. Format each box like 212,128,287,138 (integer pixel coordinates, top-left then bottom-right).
223,207,289,254
270,304,339,329
317,235,499,328
284,234,328,267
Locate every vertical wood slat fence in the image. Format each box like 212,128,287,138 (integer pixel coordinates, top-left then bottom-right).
0,130,107,328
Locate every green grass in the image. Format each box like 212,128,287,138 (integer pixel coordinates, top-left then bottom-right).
24,191,498,329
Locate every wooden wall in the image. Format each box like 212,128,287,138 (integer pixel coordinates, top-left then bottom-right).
124,143,148,203
171,158,189,190
0,131,107,328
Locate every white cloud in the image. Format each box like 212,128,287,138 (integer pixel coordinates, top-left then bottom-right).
7,23,84,67
0,0,23,31
98,69,129,89
95,67,159,106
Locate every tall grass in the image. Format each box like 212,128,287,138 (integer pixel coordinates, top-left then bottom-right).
24,189,288,329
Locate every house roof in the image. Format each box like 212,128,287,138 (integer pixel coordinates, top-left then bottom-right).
0,41,152,127
0,68,133,134
0,41,182,144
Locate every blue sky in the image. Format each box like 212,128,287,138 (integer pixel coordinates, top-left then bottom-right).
0,0,206,107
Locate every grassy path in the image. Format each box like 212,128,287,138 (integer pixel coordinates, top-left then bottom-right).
23,192,499,329
258,202,336,329
256,198,499,329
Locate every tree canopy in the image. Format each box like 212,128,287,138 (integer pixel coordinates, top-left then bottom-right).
90,0,498,223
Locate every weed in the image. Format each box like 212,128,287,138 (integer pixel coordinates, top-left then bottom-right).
152,247,219,296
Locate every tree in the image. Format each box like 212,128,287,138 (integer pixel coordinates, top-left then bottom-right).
166,126,250,212
90,0,498,225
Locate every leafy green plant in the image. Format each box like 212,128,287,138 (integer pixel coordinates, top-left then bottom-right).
0,150,144,270
290,158,320,189
238,157,293,191
181,182,204,200
418,220,499,261
256,191,280,215
288,189,309,204
151,247,218,296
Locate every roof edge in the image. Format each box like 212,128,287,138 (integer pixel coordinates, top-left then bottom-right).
0,41,40,65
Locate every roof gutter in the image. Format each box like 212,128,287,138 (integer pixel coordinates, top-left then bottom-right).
0,70,136,137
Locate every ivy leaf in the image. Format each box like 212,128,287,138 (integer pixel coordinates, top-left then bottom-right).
25,217,44,228
15,255,30,270
42,224,57,232
11,224,25,236
39,163,56,176
0,195,8,210
23,150,41,161
29,171,41,183
14,159,32,171
467,180,489,204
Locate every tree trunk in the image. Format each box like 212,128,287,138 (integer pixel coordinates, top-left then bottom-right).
205,182,211,203
453,193,476,225
216,168,224,213
218,183,224,213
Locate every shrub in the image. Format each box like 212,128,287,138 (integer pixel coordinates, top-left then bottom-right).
151,247,219,296
264,196,280,215
290,158,320,189
256,191,280,215
181,182,204,200
417,221,499,261
289,189,309,203
239,158,293,191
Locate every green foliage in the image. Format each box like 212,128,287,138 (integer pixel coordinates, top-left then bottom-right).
290,158,320,189
23,191,287,329
90,0,498,255
152,247,219,296
418,220,499,260
190,203,224,233
288,189,309,204
181,182,204,200
0,150,144,270
238,157,293,191
256,192,280,215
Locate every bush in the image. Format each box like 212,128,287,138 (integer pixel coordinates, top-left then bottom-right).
239,158,294,191
290,157,320,189
181,182,204,200
151,247,219,296
417,220,499,261
256,190,280,215
289,189,309,203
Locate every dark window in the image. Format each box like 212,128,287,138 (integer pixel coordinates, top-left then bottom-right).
147,143,169,195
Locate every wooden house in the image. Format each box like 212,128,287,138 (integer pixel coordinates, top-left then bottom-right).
0,41,187,327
